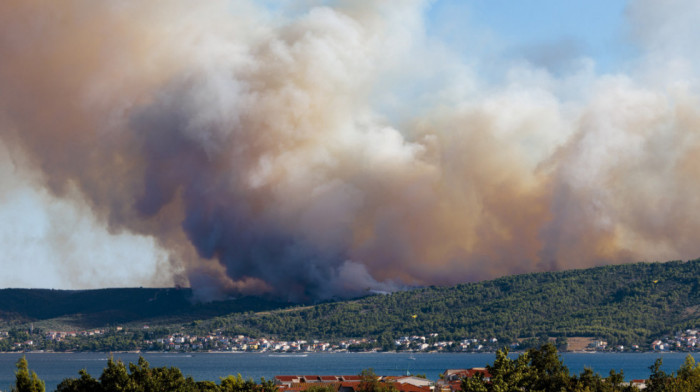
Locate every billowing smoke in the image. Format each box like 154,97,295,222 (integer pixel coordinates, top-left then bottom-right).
1,0,700,301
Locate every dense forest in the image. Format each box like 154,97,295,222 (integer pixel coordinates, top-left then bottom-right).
197,260,700,346
1,260,699,348
0,288,290,329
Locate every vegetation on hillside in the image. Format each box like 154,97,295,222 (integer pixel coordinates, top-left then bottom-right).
0,288,291,329
201,260,700,346
1,260,699,349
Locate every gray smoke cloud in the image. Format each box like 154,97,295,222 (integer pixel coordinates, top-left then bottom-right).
1,0,699,301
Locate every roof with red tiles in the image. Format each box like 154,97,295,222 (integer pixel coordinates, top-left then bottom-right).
393,383,431,392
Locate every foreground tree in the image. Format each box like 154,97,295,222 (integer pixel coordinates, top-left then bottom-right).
55,369,101,392
98,357,133,392
11,356,45,392
56,356,278,392
673,355,700,391
358,368,397,392
219,374,257,392
461,343,639,392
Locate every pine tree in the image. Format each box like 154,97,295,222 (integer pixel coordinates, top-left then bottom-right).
11,356,45,392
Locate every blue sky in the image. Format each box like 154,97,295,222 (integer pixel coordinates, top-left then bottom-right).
426,0,635,74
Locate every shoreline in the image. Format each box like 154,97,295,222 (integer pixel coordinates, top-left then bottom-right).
0,350,691,355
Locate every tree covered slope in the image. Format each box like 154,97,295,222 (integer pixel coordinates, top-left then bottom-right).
1,260,698,346
212,260,700,345
0,288,290,328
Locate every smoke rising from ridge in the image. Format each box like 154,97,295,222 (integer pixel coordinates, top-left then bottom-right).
1,1,700,300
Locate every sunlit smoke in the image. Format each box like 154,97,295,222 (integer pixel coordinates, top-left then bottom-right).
1,0,699,301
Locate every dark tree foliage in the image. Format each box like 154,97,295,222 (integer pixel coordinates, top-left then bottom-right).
11,356,45,392
210,259,700,346
358,368,397,392
461,343,643,392
55,369,100,392
11,352,700,392
54,357,278,392
646,356,700,392
646,359,669,392
2,260,698,352
0,288,291,328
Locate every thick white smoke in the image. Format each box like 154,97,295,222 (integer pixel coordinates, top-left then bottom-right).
0,0,699,300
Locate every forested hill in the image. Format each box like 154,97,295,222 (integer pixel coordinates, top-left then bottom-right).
1,260,699,346
0,288,290,328
206,259,700,346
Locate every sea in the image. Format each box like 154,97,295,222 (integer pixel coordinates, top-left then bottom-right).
0,351,698,391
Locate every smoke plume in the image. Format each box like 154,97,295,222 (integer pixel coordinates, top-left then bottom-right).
1,0,700,301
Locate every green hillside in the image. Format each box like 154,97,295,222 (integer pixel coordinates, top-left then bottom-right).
1,260,698,347
0,288,290,329
202,259,700,345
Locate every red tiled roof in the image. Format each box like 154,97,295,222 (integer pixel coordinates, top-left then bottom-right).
446,369,491,379
281,382,340,392
393,383,431,392
464,369,491,379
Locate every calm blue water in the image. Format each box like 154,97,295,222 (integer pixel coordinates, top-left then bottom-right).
0,352,697,391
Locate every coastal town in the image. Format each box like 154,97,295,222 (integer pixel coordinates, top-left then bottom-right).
1,327,698,353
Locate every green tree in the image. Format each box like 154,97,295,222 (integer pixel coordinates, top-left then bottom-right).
11,356,45,392
129,357,197,392
605,370,625,391
55,369,103,392
99,358,134,392
571,367,604,392
459,372,488,392
526,343,571,391
378,333,395,352
220,374,256,392
259,378,279,392
358,369,396,392
458,344,643,392
646,358,669,392
486,348,531,392
666,355,700,392
194,380,220,392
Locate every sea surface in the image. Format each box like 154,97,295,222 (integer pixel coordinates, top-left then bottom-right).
0,351,698,391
